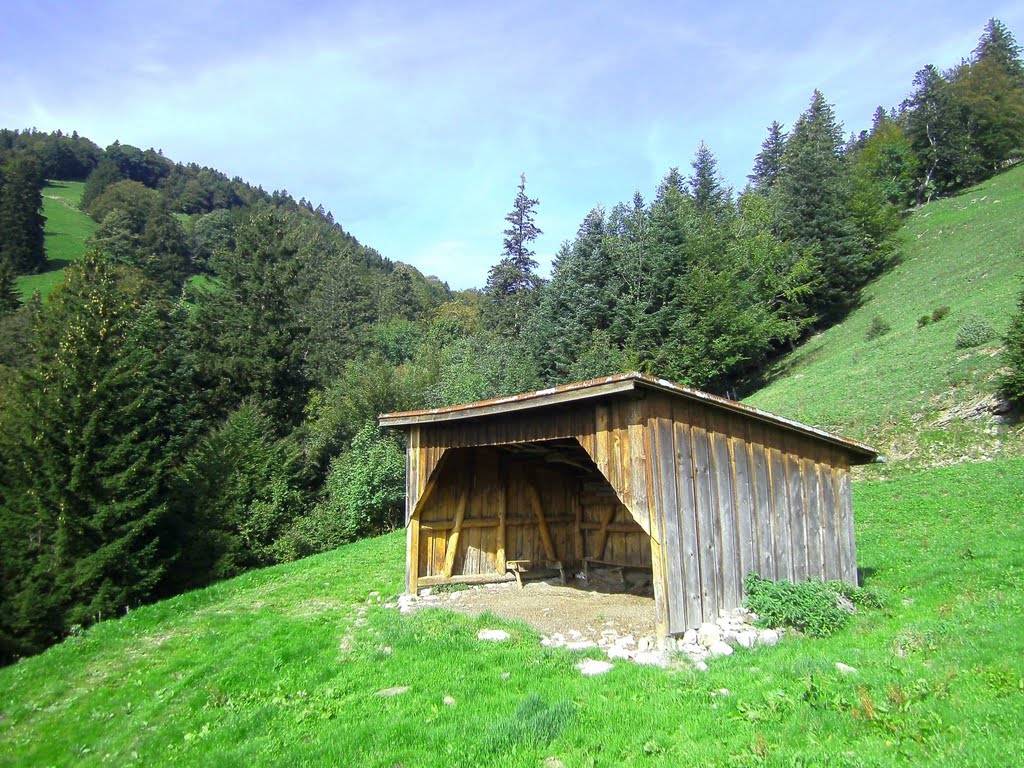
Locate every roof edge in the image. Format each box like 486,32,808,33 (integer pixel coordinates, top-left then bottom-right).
379,371,879,462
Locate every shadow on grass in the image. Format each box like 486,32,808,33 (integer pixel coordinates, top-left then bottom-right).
857,566,878,587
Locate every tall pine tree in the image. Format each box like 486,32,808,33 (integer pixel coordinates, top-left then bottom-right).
484,173,543,337
749,122,787,190
0,156,46,274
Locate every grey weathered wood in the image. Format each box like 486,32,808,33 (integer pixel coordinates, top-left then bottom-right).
730,433,755,588
802,457,824,579
835,467,857,583
785,452,808,581
769,447,792,582
712,428,741,610
750,438,775,580
655,417,686,633
690,418,719,621
819,462,841,580
673,415,702,629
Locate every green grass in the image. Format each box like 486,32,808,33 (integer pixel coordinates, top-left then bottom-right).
16,181,96,300
747,164,1024,467
2,458,1022,767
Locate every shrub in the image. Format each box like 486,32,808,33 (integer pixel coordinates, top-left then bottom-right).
917,315,932,328
931,305,950,323
954,315,995,349
1000,281,1024,406
865,316,891,341
743,573,880,637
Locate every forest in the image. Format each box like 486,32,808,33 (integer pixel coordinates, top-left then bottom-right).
0,19,1022,663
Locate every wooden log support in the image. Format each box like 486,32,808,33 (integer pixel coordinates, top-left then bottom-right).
593,503,618,560
442,486,470,578
496,472,507,574
526,481,558,562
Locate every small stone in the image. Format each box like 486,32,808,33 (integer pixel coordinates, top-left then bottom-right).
633,651,668,668
552,633,566,643
478,629,511,642
381,646,393,655
638,636,656,652
736,631,757,650
606,646,633,660
419,588,432,597
568,630,584,641
577,659,614,676
681,629,698,646
443,695,456,707
600,629,620,638
835,662,858,675
544,758,566,768
692,660,709,672
354,617,367,627
566,640,598,651
697,623,721,647
711,688,730,698
500,672,511,680
375,686,410,697
368,591,380,598
709,641,734,657
757,629,780,647
614,635,636,648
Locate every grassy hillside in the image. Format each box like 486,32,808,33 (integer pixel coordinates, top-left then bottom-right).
1,458,1022,767
748,164,1024,468
16,181,95,300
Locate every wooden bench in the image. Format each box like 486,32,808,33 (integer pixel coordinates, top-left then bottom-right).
581,558,642,583
506,559,567,588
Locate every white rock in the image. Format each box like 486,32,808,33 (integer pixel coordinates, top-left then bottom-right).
692,660,709,672
368,591,380,598
375,686,410,697
736,631,757,650
633,651,668,668
757,629,780,647
835,662,858,675
681,629,698,646
568,630,584,641
419,588,432,597
708,641,734,657
566,640,598,651
477,629,511,642
552,633,566,644
606,646,634,660
711,688,730,697
614,635,637,648
500,672,511,680
600,629,620,638
697,623,721,647
577,659,614,676
443,695,456,707
638,636,656,652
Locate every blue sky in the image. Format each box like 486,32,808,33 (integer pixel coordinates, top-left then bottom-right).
3,1,1021,289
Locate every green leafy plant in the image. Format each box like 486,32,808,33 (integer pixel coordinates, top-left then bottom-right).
865,316,892,341
931,305,950,322
743,573,880,637
954,315,995,349
917,314,932,328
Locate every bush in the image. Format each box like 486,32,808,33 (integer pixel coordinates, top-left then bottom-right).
865,316,891,341
743,573,880,637
954,315,995,349
917,315,932,328
1000,281,1024,406
931,305,950,323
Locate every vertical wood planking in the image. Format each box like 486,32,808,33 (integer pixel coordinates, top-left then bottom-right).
835,464,857,583
645,396,671,637
655,414,685,632
672,401,702,628
710,416,741,610
748,425,775,580
689,404,720,621
769,446,793,582
785,449,808,582
802,457,824,579
627,398,650,534
819,457,841,580
731,425,756,589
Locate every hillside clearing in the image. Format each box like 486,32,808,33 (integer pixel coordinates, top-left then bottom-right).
747,165,1024,470
2,458,1022,767
15,180,95,300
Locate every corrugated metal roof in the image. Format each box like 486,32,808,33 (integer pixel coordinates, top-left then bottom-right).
379,371,879,460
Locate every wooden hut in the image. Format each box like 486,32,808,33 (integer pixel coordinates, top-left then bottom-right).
379,372,877,642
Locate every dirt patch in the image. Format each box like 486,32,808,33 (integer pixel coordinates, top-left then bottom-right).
434,577,657,643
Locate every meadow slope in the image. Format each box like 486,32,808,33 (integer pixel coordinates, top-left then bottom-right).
16,180,95,300
747,164,1024,468
1,458,1022,767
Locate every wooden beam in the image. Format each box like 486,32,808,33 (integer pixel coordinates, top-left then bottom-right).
417,572,514,587
593,503,618,560
496,471,507,574
442,486,470,578
409,448,450,525
526,481,558,561
407,514,420,594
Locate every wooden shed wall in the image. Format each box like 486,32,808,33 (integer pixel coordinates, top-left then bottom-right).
403,390,858,637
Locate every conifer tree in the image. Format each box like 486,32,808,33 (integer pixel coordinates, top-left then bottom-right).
749,122,787,190
688,142,730,215
0,156,46,274
484,173,543,337
1001,279,1024,407
774,90,866,319
0,264,20,315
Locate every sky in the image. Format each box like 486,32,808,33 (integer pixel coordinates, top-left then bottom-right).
3,1,1021,290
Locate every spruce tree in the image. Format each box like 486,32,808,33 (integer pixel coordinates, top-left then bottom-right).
774,90,866,319
749,121,787,190
1001,279,1024,407
0,264,20,315
688,142,730,215
0,156,46,274
484,173,543,337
